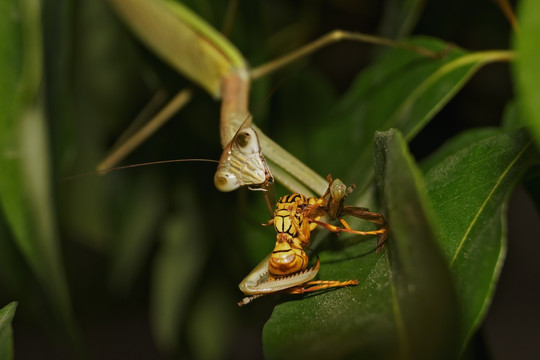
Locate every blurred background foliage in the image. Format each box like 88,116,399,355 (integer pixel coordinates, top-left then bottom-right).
0,0,539,359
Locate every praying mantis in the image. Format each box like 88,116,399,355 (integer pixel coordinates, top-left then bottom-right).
103,0,437,197
98,0,445,303
98,0,517,311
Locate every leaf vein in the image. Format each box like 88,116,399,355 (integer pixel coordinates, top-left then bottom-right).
449,140,532,267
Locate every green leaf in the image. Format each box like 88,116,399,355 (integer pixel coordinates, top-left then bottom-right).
501,100,523,131
0,0,74,332
420,127,502,173
306,37,513,198
263,129,458,359
514,0,540,149
424,129,536,350
0,0,31,269
0,302,17,360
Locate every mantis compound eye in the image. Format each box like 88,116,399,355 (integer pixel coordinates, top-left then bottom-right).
214,171,240,192
235,127,261,155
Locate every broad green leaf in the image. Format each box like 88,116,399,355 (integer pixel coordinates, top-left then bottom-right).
373,129,458,359
107,0,246,97
420,127,502,173
263,129,458,359
424,129,536,350
150,187,208,353
306,37,514,198
501,100,523,131
0,302,17,360
0,0,74,332
0,0,32,271
514,0,540,149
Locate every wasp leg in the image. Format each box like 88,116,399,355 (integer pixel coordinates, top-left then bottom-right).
262,176,276,215
285,279,359,294
339,217,352,230
374,229,389,252
342,206,387,226
309,217,388,251
339,207,389,251
340,216,388,251
309,218,386,237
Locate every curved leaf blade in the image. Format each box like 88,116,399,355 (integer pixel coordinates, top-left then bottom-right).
0,0,34,271
424,129,536,350
307,37,513,197
0,302,17,360
373,129,459,359
0,0,74,331
262,129,458,359
420,127,502,173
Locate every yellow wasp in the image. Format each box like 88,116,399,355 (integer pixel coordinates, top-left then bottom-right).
238,176,388,306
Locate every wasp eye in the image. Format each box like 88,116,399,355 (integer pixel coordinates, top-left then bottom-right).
330,179,347,200
214,171,240,192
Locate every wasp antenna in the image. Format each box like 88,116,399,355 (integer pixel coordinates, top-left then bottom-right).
61,158,219,182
